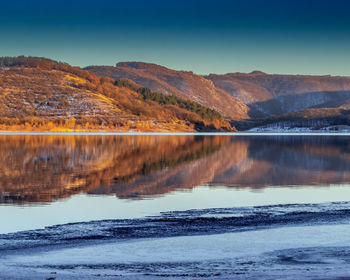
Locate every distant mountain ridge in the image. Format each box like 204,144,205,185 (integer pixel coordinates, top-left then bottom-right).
87,62,350,130
206,72,350,116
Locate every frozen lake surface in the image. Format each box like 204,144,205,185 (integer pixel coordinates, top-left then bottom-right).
1,202,350,279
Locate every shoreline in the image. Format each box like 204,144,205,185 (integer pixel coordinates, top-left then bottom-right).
1,219,350,279
1,131,350,136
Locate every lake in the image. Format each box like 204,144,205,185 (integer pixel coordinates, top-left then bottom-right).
1,134,350,279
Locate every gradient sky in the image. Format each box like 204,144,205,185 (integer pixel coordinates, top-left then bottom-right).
1,0,350,75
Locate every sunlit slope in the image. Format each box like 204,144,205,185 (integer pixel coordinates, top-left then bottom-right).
0,57,233,132
87,62,350,129
86,62,249,120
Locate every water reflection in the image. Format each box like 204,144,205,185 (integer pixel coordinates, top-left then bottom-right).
0,135,350,204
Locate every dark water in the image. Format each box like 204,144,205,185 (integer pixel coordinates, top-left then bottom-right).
1,134,350,279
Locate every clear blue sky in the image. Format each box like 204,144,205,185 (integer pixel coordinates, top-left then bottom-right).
1,0,350,75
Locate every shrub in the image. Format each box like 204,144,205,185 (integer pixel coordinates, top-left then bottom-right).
137,87,222,121
114,79,138,91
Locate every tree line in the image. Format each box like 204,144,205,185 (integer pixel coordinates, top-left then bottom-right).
113,79,223,121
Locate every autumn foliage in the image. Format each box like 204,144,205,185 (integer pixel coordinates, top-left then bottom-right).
0,56,236,132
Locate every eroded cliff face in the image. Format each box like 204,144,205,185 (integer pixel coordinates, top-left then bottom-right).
1,135,350,204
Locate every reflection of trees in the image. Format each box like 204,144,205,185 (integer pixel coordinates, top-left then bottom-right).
0,135,230,204
94,138,249,198
1,135,350,204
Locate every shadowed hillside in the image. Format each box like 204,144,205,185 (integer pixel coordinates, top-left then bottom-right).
206,72,350,119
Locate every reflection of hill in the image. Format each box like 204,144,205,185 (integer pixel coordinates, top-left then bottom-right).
211,136,350,188
105,136,350,197
0,135,229,204
91,139,249,198
1,135,350,204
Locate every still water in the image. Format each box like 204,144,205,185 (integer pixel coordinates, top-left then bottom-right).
1,134,350,233
1,134,350,279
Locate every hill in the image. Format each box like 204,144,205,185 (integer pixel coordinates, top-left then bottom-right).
87,62,350,130
0,57,235,132
2,56,350,132
206,72,350,118
85,62,249,120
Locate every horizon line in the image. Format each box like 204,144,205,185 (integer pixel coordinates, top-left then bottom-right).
1,55,350,78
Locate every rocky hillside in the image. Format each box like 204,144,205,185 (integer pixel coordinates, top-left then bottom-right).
0,57,234,132
85,62,249,120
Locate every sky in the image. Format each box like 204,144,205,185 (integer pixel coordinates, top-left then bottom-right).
1,0,350,75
